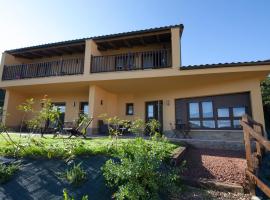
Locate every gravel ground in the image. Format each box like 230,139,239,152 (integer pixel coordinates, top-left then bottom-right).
182,148,247,185
171,186,252,200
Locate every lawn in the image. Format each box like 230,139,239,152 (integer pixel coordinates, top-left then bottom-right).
0,133,179,159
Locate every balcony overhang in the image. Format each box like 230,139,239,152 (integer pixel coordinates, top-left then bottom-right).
94,30,172,51
5,41,85,59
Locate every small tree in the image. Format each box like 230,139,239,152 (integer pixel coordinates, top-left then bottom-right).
17,98,35,135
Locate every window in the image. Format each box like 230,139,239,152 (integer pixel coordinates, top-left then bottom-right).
188,101,215,129
176,93,251,130
202,101,213,118
189,103,199,118
233,107,246,117
126,103,134,115
189,120,201,128
80,102,89,115
147,104,154,118
217,120,231,128
217,108,229,117
202,120,215,128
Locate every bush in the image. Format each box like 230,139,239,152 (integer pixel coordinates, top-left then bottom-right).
63,189,88,200
102,137,182,200
0,163,19,184
62,162,87,187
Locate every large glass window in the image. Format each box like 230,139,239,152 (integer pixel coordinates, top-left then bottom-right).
189,103,199,118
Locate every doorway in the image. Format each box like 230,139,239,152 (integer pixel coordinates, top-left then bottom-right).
145,100,163,132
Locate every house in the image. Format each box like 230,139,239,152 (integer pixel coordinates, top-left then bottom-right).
0,24,270,142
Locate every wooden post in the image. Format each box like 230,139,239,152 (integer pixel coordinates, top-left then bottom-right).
242,115,256,195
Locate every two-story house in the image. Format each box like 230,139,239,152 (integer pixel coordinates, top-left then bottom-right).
0,24,270,140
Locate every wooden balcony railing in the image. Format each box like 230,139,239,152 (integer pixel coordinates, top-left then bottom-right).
2,58,84,81
91,49,171,73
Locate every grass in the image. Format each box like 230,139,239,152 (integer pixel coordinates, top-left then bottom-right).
0,163,19,184
0,133,179,159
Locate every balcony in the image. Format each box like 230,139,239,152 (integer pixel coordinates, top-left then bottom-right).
2,58,84,81
91,49,171,73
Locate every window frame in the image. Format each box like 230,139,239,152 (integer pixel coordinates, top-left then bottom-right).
126,103,134,116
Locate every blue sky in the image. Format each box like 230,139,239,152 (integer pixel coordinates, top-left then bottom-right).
0,0,269,66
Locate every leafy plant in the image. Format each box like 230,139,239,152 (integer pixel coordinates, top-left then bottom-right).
102,137,182,200
128,119,145,136
146,119,161,137
62,162,87,187
261,77,270,106
63,189,88,200
0,163,19,184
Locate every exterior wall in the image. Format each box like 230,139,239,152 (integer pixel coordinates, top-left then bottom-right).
0,75,266,133
3,90,26,127
89,85,117,131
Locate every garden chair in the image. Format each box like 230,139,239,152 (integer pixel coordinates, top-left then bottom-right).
63,117,93,138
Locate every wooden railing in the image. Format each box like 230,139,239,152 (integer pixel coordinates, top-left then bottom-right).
91,49,171,73
241,114,270,197
2,57,84,81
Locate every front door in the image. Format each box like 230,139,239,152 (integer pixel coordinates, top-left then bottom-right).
145,100,163,132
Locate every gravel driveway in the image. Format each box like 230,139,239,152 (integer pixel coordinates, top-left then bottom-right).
182,148,247,185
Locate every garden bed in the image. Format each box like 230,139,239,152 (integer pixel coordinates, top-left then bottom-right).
0,134,181,200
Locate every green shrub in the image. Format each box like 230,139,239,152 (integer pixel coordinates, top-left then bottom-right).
0,163,19,184
63,189,88,200
102,137,182,200
62,162,87,187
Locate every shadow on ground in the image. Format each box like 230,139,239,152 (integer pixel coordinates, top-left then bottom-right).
0,156,112,200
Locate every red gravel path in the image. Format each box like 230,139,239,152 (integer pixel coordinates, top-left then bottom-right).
182,148,247,185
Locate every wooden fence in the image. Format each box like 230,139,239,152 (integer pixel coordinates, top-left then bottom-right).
241,114,270,197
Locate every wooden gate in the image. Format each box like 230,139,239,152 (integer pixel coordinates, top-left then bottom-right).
241,115,270,197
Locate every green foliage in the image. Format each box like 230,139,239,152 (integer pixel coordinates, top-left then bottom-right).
128,119,145,136
0,163,19,184
102,137,182,200
62,162,87,187
17,98,35,133
17,98,35,113
18,96,61,133
63,189,88,200
146,119,161,137
261,77,270,106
